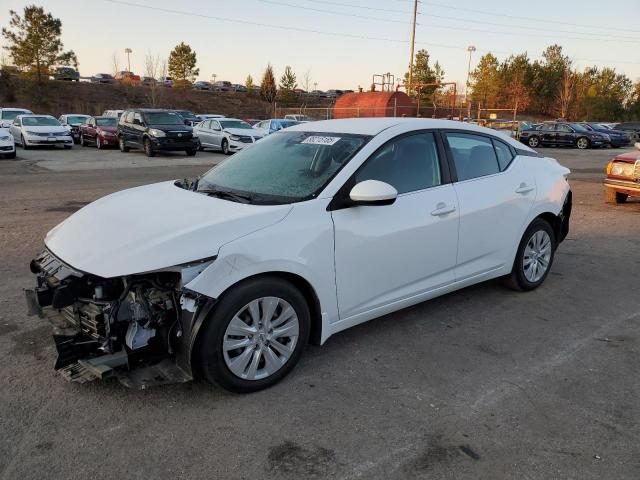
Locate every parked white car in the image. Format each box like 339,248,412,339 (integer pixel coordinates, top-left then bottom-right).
253,119,301,136
0,107,33,128
10,115,73,149
193,118,263,154
27,118,571,392
0,126,16,159
196,113,225,122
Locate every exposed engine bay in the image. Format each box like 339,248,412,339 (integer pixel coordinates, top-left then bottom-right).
25,249,211,388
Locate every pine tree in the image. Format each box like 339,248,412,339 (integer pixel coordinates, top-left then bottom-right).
168,42,199,86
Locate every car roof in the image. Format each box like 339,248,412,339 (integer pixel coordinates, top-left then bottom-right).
18,114,54,118
1,108,32,111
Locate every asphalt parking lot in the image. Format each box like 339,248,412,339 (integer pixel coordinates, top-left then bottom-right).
1,144,639,480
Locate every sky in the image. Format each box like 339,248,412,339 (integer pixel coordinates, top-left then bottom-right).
0,0,639,90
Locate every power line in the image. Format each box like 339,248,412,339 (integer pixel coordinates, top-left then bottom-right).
300,0,419,15
255,0,413,24
421,1,639,34
92,0,640,66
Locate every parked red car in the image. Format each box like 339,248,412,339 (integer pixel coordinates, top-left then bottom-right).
79,116,118,149
604,143,640,203
114,71,141,84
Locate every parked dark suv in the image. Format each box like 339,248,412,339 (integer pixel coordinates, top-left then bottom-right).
519,121,609,149
117,109,199,157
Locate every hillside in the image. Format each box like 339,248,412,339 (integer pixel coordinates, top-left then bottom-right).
0,78,328,119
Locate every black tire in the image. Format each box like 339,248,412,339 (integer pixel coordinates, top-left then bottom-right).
21,135,29,150
505,218,556,292
185,148,197,156
96,136,102,150
527,136,540,148
197,276,310,393
198,142,204,151
144,138,155,157
119,137,130,152
576,137,590,149
221,138,231,155
80,134,87,147
64,145,72,150
606,188,628,204
2,151,16,159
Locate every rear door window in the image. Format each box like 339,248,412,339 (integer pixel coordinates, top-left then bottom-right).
445,133,500,181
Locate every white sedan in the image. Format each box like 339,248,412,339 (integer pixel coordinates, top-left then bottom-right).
0,127,16,159
194,118,263,154
10,115,73,149
27,118,571,392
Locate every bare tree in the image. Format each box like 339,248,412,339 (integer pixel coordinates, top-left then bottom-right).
111,52,120,76
557,67,576,119
302,68,312,93
145,52,166,107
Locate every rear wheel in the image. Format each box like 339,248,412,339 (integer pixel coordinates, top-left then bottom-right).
527,136,540,148
505,218,556,291
144,138,155,157
576,137,590,149
119,137,130,152
198,277,310,393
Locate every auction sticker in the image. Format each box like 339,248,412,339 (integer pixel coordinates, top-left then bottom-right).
302,136,341,145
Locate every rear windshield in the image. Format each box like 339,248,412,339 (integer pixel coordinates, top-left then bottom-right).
96,118,117,127
22,117,60,126
2,110,31,121
66,115,89,125
144,112,184,125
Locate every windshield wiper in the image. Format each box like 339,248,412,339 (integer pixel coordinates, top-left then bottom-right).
197,187,252,203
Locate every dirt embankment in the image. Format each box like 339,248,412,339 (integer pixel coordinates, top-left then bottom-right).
0,78,327,119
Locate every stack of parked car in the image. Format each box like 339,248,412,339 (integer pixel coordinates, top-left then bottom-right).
518,121,634,149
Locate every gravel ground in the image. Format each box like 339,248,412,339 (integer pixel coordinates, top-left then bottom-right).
0,144,639,480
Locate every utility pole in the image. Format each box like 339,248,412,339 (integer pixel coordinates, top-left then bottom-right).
464,45,476,104
407,0,418,95
125,48,132,72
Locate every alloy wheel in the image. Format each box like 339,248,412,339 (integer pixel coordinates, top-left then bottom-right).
96,136,101,149
523,230,552,283
222,297,299,381
528,136,539,148
577,137,589,149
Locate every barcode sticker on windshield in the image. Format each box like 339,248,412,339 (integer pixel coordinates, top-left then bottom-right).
302,136,341,145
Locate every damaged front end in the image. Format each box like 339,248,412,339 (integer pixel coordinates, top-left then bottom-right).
25,249,213,389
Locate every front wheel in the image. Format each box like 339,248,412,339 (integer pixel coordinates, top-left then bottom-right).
21,135,30,150
185,148,197,156
505,218,556,291
144,138,155,157
606,188,628,204
119,137,130,152
527,136,540,148
96,136,102,149
197,277,310,393
221,138,231,155
576,137,590,149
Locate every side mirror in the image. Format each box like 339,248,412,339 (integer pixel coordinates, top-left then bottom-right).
349,180,397,206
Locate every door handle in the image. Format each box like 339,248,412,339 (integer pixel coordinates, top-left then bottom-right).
430,203,456,216
515,183,534,194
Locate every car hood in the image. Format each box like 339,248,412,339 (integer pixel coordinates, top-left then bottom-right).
45,181,292,278
224,128,262,137
147,124,192,132
96,126,117,133
23,126,69,133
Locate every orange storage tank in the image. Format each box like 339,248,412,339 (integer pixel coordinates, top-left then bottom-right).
333,91,416,119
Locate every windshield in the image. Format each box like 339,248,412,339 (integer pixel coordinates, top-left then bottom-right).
66,115,89,125
198,131,370,203
175,110,196,118
275,120,300,129
220,120,253,130
144,112,184,125
96,118,117,127
3,110,30,121
22,116,60,126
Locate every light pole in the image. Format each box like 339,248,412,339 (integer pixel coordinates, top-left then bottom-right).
124,48,132,72
314,82,318,92
464,45,476,105
211,73,217,85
